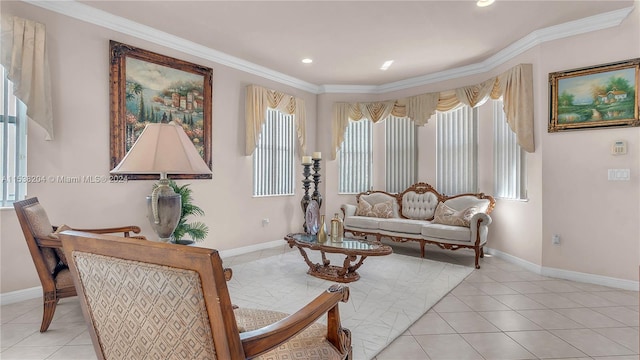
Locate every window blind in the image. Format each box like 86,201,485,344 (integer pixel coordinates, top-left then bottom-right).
385,116,417,193
493,100,526,200
436,105,477,196
253,109,295,196
339,119,372,194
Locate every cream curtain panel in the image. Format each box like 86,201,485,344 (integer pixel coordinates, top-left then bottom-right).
332,64,534,159
245,84,306,156
0,15,54,140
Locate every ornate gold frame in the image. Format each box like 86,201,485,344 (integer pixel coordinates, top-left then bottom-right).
549,58,639,132
109,41,213,179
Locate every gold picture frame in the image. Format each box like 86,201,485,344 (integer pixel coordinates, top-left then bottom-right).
109,41,213,179
549,58,639,132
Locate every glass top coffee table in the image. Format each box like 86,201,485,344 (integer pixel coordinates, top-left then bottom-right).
284,233,392,283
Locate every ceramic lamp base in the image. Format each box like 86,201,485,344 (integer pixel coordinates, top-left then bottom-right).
146,191,181,242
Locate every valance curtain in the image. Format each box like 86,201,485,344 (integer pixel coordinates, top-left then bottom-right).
0,15,54,140
245,84,306,156
332,64,534,160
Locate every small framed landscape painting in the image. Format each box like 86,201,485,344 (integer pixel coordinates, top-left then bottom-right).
109,41,213,179
549,58,639,132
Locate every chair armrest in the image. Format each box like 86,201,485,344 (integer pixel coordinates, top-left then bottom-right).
469,213,492,247
35,236,63,249
240,284,350,358
469,213,492,227
69,226,142,238
341,204,356,218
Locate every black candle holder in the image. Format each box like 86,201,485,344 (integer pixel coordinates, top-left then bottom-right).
311,157,323,209
300,163,312,233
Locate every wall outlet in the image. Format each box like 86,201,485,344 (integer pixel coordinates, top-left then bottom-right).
552,234,561,245
262,218,270,227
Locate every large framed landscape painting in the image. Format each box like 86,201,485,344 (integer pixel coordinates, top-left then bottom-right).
110,41,213,179
549,58,639,132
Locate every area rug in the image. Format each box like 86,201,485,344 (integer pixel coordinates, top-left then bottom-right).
226,250,473,359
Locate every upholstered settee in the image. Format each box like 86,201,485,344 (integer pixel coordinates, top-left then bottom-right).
341,182,495,268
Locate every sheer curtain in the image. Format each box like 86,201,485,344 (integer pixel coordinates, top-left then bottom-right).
0,15,53,140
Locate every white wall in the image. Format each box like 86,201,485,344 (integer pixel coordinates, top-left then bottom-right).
0,1,317,293
1,2,639,296
538,10,640,280
323,7,639,283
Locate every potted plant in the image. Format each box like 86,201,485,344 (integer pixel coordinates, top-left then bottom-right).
155,180,209,244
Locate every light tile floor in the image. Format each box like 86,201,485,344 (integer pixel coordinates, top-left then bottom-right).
1,242,638,360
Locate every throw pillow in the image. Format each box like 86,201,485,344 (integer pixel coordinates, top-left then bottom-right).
23,203,54,238
355,198,373,216
372,200,395,218
432,202,479,227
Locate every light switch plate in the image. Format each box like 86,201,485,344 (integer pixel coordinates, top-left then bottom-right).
608,169,630,181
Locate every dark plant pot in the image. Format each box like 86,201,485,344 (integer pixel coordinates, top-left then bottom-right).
173,239,195,245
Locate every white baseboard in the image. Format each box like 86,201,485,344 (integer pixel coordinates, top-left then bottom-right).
485,248,543,275
4,243,636,305
541,266,639,291
0,240,285,306
217,239,283,258
0,286,42,305
486,247,639,291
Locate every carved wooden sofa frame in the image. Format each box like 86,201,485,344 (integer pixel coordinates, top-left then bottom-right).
342,182,495,269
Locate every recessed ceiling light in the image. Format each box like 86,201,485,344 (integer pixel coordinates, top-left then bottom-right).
380,60,394,71
476,0,495,7
302,58,313,64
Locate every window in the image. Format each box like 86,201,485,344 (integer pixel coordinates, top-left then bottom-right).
339,119,372,194
1,66,27,206
436,105,478,195
493,99,526,200
253,108,295,196
385,116,417,193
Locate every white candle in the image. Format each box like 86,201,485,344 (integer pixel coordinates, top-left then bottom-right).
302,156,312,164
312,151,322,160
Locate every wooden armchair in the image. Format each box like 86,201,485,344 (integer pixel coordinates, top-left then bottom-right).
13,197,144,332
59,230,352,360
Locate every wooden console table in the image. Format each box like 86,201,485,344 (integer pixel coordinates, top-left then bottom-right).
285,233,392,283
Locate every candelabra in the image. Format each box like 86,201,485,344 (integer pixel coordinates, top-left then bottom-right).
300,161,312,233
311,156,323,209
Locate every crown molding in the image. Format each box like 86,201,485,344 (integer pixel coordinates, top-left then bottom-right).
318,84,381,94
23,1,634,95
23,0,320,94
321,5,635,94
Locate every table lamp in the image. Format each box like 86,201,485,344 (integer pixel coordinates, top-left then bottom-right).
111,123,211,242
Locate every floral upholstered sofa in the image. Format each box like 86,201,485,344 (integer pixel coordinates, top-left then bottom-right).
341,182,495,268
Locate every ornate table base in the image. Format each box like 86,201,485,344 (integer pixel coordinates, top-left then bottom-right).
298,248,367,283
285,233,392,283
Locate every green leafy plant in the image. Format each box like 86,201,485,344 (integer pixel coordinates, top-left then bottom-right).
161,180,209,243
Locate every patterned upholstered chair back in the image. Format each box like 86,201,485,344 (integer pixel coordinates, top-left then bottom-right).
60,230,352,360
60,231,239,360
73,252,218,359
